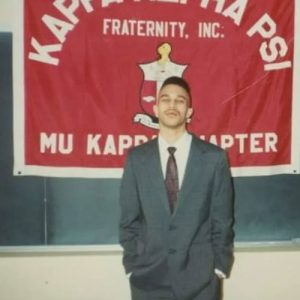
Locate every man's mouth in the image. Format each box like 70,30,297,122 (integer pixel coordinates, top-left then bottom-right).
165,110,179,116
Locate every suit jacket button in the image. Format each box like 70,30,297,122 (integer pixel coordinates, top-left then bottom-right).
168,248,176,254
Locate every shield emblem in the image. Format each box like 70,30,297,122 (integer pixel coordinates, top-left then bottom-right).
134,43,188,129
139,60,188,118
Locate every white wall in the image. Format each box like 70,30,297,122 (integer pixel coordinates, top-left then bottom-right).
0,248,300,300
0,0,13,32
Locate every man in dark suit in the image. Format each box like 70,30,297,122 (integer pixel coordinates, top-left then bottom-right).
119,76,234,300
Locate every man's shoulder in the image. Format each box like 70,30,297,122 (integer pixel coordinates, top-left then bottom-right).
191,134,225,154
128,138,157,157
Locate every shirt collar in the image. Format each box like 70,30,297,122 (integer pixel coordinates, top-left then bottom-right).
158,131,190,151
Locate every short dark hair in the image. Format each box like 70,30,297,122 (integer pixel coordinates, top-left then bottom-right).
160,76,191,100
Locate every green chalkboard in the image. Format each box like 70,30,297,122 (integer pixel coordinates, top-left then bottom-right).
1,32,300,246
0,33,45,245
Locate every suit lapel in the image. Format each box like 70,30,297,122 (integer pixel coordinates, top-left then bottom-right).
176,135,206,213
140,136,207,218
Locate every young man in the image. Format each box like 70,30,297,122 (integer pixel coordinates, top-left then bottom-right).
119,76,234,300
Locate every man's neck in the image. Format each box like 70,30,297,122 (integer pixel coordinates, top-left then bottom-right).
159,127,187,145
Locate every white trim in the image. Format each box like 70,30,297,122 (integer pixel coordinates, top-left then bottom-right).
12,0,25,177
14,165,124,178
231,164,298,177
1,241,300,255
12,164,298,178
291,0,300,175
0,245,122,254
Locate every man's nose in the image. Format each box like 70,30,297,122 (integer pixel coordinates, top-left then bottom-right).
168,99,176,108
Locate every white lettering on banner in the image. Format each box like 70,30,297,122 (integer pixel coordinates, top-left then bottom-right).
42,15,74,43
40,133,74,154
54,0,94,24
101,0,123,7
27,0,292,70
29,0,95,65
102,19,187,38
247,14,292,71
28,38,62,65
40,133,278,156
103,135,117,155
200,132,278,153
87,134,101,155
200,0,248,26
86,134,151,155
198,22,224,38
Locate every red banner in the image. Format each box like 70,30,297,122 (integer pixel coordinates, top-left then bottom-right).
13,0,300,177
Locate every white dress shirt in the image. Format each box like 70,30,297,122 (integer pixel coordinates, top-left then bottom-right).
158,131,192,188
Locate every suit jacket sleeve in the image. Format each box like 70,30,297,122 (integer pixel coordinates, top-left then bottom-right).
119,151,141,274
211,150,234,276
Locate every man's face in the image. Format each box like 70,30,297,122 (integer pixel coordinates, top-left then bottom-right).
154,84,193,130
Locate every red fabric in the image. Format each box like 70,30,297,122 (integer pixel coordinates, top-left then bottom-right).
21,0,295,176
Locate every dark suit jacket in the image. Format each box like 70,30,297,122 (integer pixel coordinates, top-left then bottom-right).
119,134,234,300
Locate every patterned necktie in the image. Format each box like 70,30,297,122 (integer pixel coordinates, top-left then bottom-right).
165,147,179,213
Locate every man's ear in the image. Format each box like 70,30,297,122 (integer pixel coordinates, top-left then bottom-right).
153,104,158,117
187,107,193,119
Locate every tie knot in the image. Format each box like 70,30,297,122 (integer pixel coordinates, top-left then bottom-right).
167,147,177,156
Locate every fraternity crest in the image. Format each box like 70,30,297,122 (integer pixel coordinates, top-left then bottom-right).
134,43,188,129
